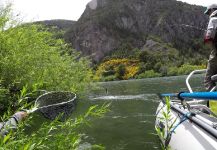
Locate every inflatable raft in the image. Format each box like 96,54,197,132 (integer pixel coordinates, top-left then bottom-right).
155,70,217,150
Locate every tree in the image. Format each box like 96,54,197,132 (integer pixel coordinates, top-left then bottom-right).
116,64,126,80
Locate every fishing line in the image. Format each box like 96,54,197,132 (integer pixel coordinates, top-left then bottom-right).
169,23,206,31
163,20,206,31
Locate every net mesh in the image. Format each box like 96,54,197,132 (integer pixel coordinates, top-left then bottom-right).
35,91,76,120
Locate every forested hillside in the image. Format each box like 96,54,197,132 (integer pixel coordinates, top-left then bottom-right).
38,0,210,81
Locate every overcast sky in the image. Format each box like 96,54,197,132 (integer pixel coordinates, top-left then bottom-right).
0,0,217,22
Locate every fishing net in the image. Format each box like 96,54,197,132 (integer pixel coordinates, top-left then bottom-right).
34,91,76,120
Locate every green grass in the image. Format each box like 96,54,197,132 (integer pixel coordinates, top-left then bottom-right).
210,101,217,114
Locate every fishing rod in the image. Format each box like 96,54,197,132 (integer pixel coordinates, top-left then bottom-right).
165,22,207,31
172,24,206,31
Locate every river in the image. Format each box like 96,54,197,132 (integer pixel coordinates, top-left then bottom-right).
76,74,204,150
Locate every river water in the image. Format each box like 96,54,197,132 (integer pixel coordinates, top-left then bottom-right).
76,75,204,150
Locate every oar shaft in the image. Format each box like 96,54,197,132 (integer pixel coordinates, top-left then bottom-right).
180,92,217,100
162,92,217,100
161,93,178,97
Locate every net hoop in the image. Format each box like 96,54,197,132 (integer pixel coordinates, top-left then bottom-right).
35,91,77,111
29,91,77,120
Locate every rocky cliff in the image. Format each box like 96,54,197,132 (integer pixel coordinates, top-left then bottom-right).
64,0,208,62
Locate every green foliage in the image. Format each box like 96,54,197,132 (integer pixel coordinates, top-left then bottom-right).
191,38,211,57
167,67,179,76
94,58,139,81
177,64,204,75
136,46,180,77
0,23,91,92
0,4,109,150
0,103,110,149
147,35,165,44
102,66,115,77
110,43,140,59
156,97,177,150
138,50,160,66
210,101,217,115
0,80,9,112
136,70,161,79
101,75,117,82
0,4,92,112
116,64,126,80
95,37,207,81
168,64,205,76
0,4,12,29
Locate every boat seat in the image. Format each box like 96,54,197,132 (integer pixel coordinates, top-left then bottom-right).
211,74,217,82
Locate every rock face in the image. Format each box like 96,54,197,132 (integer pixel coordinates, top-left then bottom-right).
65,0,208,62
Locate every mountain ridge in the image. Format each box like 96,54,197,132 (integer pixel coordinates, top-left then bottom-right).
35,19,76,31
62,0,208,62
34,0,209,64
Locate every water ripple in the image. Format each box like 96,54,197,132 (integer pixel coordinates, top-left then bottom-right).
90,94,159,102
108,114,156,119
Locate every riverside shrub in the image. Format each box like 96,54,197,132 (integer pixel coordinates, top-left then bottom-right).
136,70,161,79
0,103,109,150
0,5,107,149
0,5,92,94
0,4,92,113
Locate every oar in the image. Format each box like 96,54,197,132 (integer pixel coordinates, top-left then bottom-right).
161,92,217,100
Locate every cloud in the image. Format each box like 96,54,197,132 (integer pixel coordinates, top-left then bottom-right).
3,0,217,22
10,0,91,22
178,0,217,7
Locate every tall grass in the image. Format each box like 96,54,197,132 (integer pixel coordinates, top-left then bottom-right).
210,101,217,114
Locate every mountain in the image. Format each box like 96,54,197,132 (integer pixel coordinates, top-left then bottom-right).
64,0,208,63
35,19,76,31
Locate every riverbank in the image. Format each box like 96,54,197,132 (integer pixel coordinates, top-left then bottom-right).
94,58,205,82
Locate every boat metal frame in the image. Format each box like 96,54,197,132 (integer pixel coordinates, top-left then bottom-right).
184,69,217,129
186,69,206,93
186,69,217,93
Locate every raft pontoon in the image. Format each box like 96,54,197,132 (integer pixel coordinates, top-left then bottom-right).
155,69,217,150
